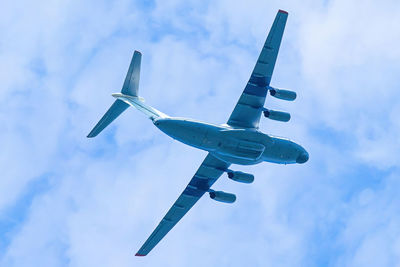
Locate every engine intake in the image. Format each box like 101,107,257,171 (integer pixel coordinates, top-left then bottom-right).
263,109,291,122
269,87,297,101
209,191,236,203
227,171,254,184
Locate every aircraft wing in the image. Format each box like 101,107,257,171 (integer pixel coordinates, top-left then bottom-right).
135,153,230,256
227,10,288,129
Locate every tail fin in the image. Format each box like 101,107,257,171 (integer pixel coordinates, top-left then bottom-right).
122,51,141,96
87,51,142,138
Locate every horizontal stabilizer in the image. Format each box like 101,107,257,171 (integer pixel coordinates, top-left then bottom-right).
87,51,143,138
87,99,129,138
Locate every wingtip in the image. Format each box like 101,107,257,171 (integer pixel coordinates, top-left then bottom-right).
278,9,288,14
87,128,100,138
134,50,142,56
135,253,146,257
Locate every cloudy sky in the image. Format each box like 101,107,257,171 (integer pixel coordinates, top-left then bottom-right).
1,0,400,266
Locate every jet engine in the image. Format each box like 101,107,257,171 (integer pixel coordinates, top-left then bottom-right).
268,87,297,101
227,171,254,184
209,191,236,203
263,109,291,122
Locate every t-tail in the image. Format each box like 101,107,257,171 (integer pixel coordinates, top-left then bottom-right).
87,51,168,138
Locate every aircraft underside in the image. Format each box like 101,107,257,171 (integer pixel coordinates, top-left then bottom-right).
87,9,309,256
154,117,307,165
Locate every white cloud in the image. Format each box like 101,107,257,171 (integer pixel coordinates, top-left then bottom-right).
1,0,400,266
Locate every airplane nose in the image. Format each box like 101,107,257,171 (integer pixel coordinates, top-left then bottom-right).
296,151,309,164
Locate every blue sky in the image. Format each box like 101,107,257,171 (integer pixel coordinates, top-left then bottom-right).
1,0,400,266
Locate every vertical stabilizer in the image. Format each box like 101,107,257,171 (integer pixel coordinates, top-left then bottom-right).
122,51,141,96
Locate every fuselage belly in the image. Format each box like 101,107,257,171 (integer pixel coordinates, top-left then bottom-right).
154,117,308,165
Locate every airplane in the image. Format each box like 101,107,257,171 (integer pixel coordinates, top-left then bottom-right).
87,9,308,256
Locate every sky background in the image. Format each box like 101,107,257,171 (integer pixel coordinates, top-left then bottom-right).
1,0,400,266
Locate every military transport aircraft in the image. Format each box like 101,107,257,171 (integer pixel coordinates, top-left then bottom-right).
87,9,308,256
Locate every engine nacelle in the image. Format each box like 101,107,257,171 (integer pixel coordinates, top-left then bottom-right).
227,171,254,184
263,109,291,122
269,87,297,101
209,191,236,203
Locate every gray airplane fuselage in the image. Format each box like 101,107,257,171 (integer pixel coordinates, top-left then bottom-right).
154,117,308,165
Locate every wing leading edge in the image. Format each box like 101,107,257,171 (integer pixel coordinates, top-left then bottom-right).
135,154,230,256
227,10,288,129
